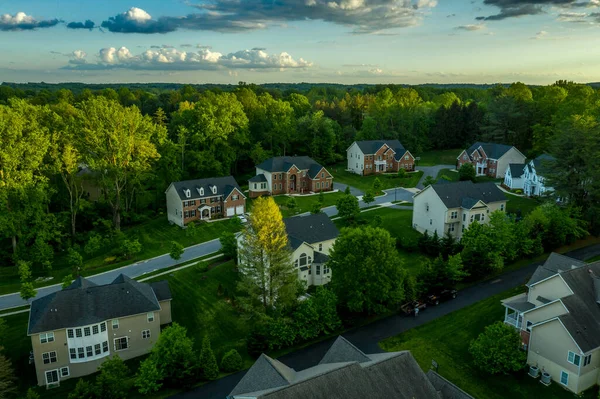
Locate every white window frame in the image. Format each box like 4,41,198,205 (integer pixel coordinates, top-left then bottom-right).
318,243,323,252
102,341,109,353
93,325,99,335
100,322,106,332
584,354,592,366
147,312,155,322
567,351,581,366
142,329,151,339
69,348,76,360
114,337,129,351
67,329,74,338
112,319,119,330
45,369,59,385
60,367,70,377
560,370,569,386
75,328,82,338
212,186,217,194
40,332,55,344
500,204,505,211
42,351,57,364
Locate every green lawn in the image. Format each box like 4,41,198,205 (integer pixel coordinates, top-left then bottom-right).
435,168,459,182
329,163,423,193
272,192,346,218
0,216,242,296
335,208,430,275
416,149,461,166
505,194,539,216
380,286,597,399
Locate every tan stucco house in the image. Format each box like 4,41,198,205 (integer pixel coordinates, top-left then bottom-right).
248,156,333,198
501,254,600,394
412,181,507,239
346,140,415,175
166,176,246,227
228,335,474,399
27,275,172,388
237,213,339,287
457,142,526,178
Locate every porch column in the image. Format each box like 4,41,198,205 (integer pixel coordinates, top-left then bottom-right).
504,307,508,322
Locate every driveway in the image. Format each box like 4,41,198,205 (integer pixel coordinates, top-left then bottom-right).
416,165,456,189
313,187,414,218
334,182,363,197
0,239,222,311
172,243,600,399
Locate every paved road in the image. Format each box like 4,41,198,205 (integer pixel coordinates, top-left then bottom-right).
0,239,222,311
334,182,364,197
172,243,600,399
416,165,456,189
316,187,414,218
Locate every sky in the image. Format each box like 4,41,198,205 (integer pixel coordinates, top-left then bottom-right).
2,0,600,85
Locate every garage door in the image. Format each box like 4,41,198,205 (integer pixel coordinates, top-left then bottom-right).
226,207,235,217
236,205,244,215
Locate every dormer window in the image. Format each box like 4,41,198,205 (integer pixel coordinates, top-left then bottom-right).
184,189,191,198
212,186,217,195
199,187,204,196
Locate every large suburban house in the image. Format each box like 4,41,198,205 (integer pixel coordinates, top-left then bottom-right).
237,213,339,287
501,254,600,394
228,335,473,399
346,140,415,175
248,156,333,198
412,181,507,239
504,154,556,196
166,176,246,227
27,275,172,388
457,142,526,178
284,213,339,287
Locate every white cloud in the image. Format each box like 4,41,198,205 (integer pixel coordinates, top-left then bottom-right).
0,11,60,31
124,7,152,22
531,30,548,39
455,24,485,31
65,46,313,71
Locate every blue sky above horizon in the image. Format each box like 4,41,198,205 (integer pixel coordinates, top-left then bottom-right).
2,0,600,85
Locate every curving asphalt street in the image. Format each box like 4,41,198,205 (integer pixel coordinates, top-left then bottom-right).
416,165,456,189
172,243,600,399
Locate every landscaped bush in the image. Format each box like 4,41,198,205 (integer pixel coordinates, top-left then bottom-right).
221,349,244,372
469,321,526,375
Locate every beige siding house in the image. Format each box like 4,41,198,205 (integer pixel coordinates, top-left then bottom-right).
237,213,339,287
412,181,507,239
501,253,600,394
27,275,172,387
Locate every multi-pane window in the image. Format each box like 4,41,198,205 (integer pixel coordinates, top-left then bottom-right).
316,182,321,189
86,346,93,357
299,253,308,266
142,330,151,339
324,264,330,274
75,328,82,338
584,354,592,366
42,351,57,364
500,204,505,211
112,319,119,330
70,348,77,360
316,265,321,275
84,327,91,336
450,211,458,219
100,322,106,332
67,329,74,338
78,348,85,359
93,325,99,335
560,371,569,386
232,194,238,200
147,312,155,322
46,370,59,384
95,344,101,355
321,172,325,178
40,332,55,344
60,367,70,377
318,244,323,252
114,337,129,351
102,341,109,353
568,351,581,366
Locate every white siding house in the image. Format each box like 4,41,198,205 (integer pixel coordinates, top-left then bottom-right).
503,164,526,190
346,142,364,174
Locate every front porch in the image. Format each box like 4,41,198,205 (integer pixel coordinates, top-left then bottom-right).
501,292,535,330
476,162,487,176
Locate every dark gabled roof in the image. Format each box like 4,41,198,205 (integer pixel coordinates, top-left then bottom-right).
308,164,325,179
284,213,339,250
527,253,586,286
149,280,172,302
508,163,526,178
170,176,242,201
532,154,556,176
428,181,506,209
426,370,475,399
318,336,371,365
313,252,330,264
354,140,408,161
28,275,166,334
467,142,515,160
257,156,324,174
461,197,480,210
230,335,443,399
249,174,268,183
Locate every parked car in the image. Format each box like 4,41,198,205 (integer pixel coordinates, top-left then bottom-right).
427,289,458,306
400,300,427,315
238,215,248,224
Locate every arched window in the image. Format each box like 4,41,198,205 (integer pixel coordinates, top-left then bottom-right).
199,187,204,196
212,186,217,194
299,253,307,266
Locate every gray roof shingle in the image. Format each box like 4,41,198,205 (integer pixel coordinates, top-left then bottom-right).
467,142,515,160
426,370,475,399
313,252,330,264
256,156,325,176
229,354,295,396
171,176,242,201
284,213,339,250
318,336,371,365
28,275,168,334
149,280,173,302
249,174,268,183
508,163,526,178
429,181,506,209
355,140,407,161
527,253,586,286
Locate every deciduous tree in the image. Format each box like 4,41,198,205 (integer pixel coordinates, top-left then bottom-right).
469,321,526,374
336,194,360,221
169,241,184,264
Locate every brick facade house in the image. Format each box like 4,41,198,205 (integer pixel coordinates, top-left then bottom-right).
456,142,526,179
166,176,246,227
248,156,333,199
346,140,415,175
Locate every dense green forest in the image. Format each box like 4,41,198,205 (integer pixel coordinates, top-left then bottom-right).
1,80,600,271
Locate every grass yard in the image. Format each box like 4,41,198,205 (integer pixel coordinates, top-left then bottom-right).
505,194,539,216
0,216,242,296
416,149,461,166
380,286,596,399
272,191,346,218
329,163,423,193
435,168,459,182
335,208,430,275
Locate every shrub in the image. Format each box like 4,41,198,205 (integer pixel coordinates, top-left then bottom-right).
469,321,526,374
221,349,244,372
199,336,219,380
459,163,476,182
104,256,117,264
397,169,407,179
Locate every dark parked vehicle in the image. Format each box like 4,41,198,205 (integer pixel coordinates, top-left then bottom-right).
427,289,458,305
400,300,427,315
